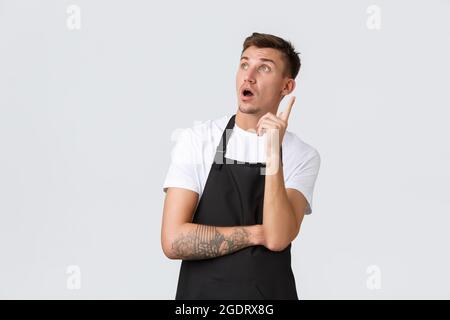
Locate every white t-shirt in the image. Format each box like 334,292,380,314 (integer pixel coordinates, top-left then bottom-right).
162,114,321,215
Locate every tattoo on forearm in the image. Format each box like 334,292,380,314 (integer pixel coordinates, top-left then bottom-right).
172,225,251,260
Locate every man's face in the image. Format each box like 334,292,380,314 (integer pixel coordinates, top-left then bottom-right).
236,46,290,115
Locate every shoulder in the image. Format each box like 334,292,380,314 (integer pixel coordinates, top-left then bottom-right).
184,114,233,142
172,114,233,155
283,130,321,165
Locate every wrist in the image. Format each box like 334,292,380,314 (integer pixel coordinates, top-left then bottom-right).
248,224,266,246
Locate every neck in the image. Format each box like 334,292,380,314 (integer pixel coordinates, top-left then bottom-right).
235,112,259,132
235,107,278,132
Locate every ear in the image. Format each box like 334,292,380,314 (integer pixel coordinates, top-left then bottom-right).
281,79,296,96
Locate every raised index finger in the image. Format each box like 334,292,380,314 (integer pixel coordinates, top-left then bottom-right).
280,96,296,121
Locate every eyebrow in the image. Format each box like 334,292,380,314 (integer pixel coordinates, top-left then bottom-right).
240,56,277,66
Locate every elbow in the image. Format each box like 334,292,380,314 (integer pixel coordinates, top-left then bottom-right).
265,235,291,252
161,235,178,260
162,244,176,260
161,223,188,260
266,240,290,252
264,227,299,252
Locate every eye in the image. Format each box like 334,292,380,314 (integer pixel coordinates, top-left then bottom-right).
258,64,271,72
240,62,248,70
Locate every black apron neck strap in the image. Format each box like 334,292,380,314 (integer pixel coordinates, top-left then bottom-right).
213,115,235,167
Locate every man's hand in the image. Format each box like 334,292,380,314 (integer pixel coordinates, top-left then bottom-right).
256,96,296,173
256,96,295,143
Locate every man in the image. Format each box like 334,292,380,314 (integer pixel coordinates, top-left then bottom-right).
161,32,321,300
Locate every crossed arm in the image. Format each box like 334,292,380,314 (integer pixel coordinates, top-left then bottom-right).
166,221,264,260
161,172,307,261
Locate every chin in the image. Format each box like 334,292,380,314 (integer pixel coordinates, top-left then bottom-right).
238,103,260,115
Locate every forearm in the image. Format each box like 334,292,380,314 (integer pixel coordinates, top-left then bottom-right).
263,158,298,251
167,223,264,260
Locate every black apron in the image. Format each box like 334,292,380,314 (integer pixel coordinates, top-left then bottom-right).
175,114,298,300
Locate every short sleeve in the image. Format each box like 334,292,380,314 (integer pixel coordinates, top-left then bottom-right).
285,150,321,215
162,128,201,194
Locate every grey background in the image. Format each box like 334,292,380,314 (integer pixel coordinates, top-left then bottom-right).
1,0,449,299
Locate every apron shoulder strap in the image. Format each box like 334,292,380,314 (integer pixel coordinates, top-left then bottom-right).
213,115,235,169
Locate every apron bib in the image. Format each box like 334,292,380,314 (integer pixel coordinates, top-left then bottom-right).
175,114,298,300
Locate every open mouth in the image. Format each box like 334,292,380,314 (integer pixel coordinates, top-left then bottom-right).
242,89,254,97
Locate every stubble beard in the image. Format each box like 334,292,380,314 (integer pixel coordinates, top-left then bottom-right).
238,103,260,115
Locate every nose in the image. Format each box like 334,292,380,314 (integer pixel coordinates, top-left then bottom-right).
244,67,256,84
